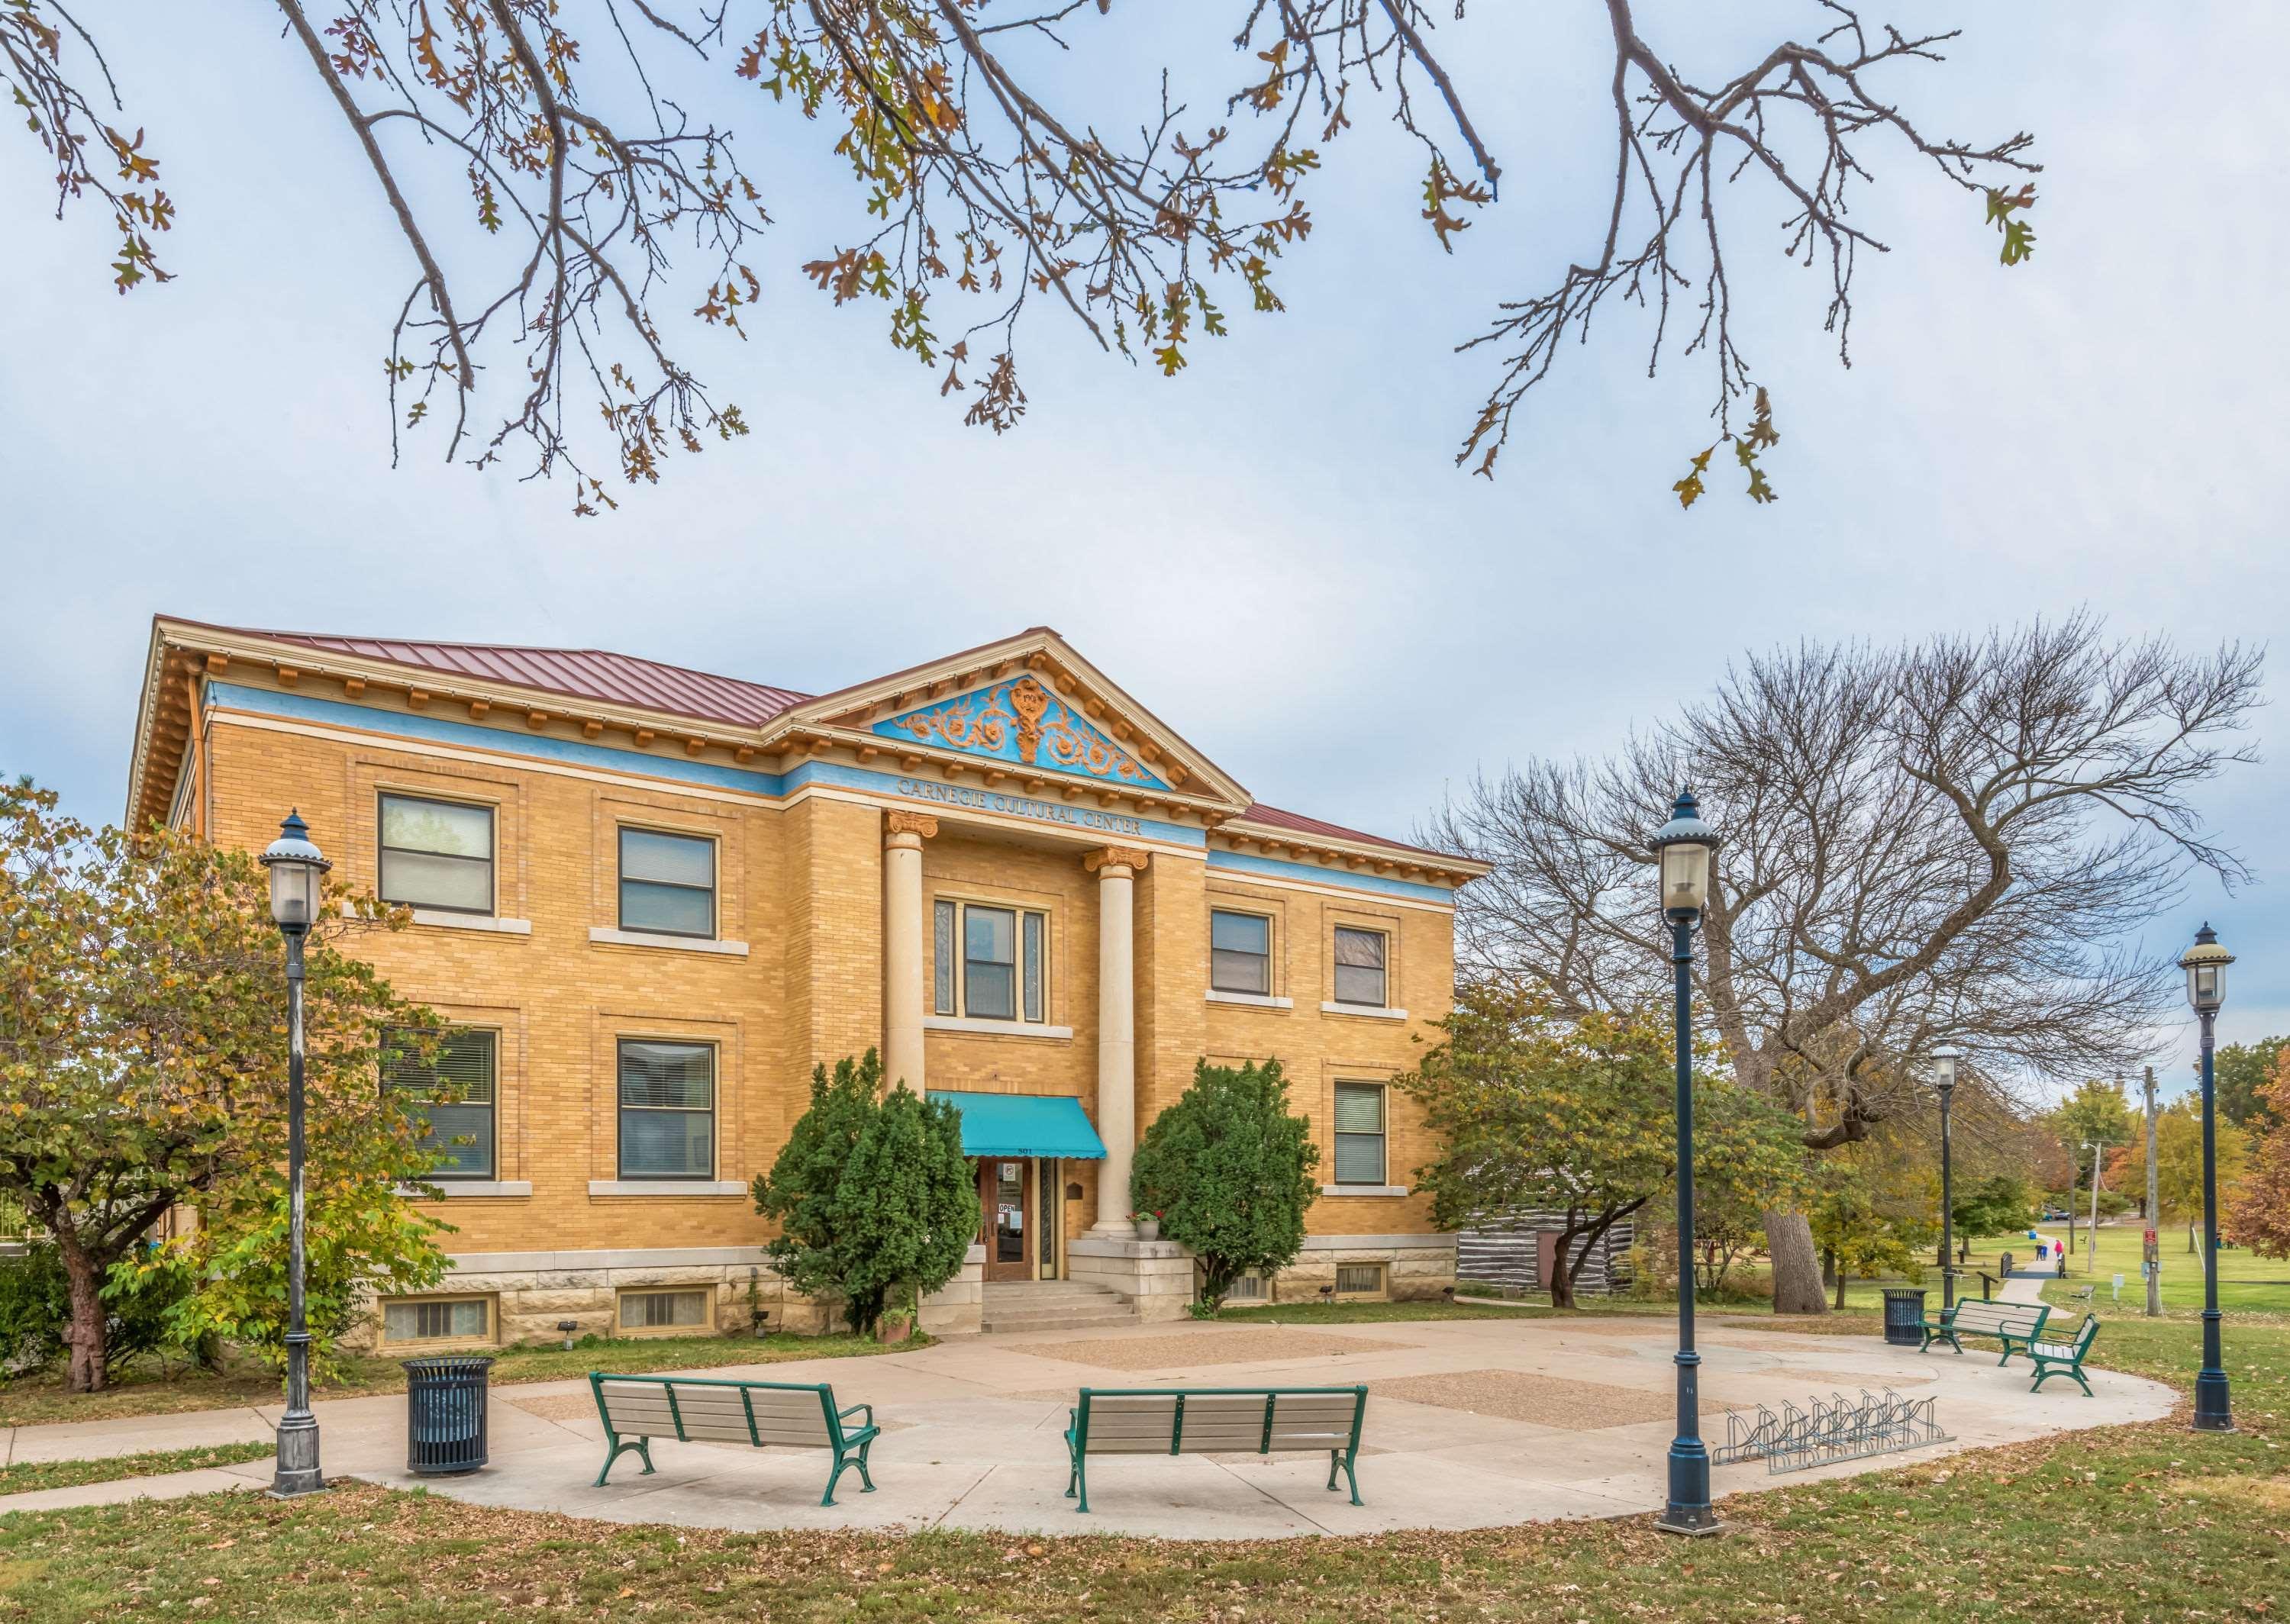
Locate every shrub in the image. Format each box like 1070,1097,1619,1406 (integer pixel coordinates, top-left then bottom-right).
1131,1059,1318,1310
0,1244,69,1374
753,1051,974,1335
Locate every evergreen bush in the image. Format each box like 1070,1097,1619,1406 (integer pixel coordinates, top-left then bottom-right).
1131,1059,1318,1310
753,1051,974,1334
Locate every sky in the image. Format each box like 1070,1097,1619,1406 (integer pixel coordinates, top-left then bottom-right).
2,2,2282,1106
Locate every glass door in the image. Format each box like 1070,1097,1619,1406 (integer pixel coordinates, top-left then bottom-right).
979,1158,1031,1282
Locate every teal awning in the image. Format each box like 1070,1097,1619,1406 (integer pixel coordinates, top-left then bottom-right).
928,1092,1105,1160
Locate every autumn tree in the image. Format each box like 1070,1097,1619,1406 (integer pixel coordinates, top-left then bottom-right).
6,2,2040,510
2225,1049,2290,1258
1399,978,1808,1310
0,781,450,1391
1427,617,2263,1313
2118,1101,2252,1255
2213,1036,2286,1135
1809,1148,1937,1311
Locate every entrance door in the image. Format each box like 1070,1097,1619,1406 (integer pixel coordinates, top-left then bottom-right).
979,1158,1031,1282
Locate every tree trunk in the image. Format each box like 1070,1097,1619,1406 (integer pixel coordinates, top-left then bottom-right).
1821,1247,1837,1290
1832,1261,1847,1311
1765,1210,1828,1314
1547,1227,1581,1310
56,1240,109,1394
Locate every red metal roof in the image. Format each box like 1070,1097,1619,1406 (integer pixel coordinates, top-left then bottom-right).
218,626,811,728
168,617,1468,865
1237,803,1456,861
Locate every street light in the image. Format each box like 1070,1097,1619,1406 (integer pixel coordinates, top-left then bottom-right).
1650,788,1721,1536
1930,1044,1963,1310
260,810,331,1497
2178,922,2235,1433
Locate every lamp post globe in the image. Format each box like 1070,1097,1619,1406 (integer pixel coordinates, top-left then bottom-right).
1930,1044,1963,1310
2178,923,2235,1432
1650,788,1722,1535
258,810,332,1496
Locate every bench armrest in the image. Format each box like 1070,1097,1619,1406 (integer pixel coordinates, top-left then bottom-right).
837,1402,874,1429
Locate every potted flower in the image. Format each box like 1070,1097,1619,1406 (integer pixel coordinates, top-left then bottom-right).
1133,1210,1163,1242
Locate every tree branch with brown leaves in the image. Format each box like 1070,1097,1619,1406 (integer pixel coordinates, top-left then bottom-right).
1455,0,2040,504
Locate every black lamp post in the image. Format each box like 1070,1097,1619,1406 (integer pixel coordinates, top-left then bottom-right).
2179,923,2235,1433
1650,788,1721,1536
260,810,331,1497
1930,1044,1962,1310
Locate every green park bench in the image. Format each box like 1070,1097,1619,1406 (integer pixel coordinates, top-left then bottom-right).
1064,1385,1368,1514
1921,1298,2050,1363
2026,1317,2103,1396
588,1373,881,1506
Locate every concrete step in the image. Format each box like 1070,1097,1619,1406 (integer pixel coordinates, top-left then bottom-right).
983,1281,1129,1303
981,1306,1140,1334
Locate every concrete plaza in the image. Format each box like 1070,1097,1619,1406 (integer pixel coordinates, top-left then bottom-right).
1,1312,2176,1537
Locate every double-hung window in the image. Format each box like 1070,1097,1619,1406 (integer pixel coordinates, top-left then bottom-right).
934,900,1049,1023
379,794,493,914
1333,1081,1388,1186
383,1027,497,1179
1332,926,1389,1007
618,828,715,938
618,1040,714,1179
1210,910,1272,995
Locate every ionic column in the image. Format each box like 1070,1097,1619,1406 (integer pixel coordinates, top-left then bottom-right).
1085,846,1149,1236
882,811,937,1092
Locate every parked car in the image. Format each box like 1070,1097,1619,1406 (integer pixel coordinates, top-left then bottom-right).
2039,1207,2071,1221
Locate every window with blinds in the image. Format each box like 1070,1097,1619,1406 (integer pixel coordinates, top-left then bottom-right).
618,1040,714,1178
1333,1081,1386,1185
382,1296,490,1343
383,1027,497,1178
1332,926,1388,1007
1210,910,1272,994
934,900,1051,1023
1333,1264,1386,1299
379,794,494,914
618,827,715,938
618,1288,709,1331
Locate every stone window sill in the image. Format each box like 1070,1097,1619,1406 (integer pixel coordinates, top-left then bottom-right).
1321,1184,1410,1197
588,1179,750,1197
1206,990,1292,1010
411,910,533,935
923,1015,1074,1041
1321,1001,1408,1022
588,926,749,957
398,1181,532,1199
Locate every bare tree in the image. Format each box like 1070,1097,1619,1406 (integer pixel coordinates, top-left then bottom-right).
8,2,2037,510
1426,617,2264,1312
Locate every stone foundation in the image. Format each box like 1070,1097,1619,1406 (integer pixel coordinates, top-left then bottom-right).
1067,1236,1195,1321
919,1244,985,1336
343,1248,842,1352
1269,1233,1459,1303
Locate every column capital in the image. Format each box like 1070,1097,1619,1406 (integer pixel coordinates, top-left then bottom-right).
885,810,940,845
1083,845,1150,875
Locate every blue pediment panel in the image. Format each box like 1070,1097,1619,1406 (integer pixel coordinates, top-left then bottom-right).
872,676,1171,790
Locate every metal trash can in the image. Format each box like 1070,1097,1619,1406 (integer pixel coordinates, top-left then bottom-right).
1882,1287,1928,1348
404,1355,494,1475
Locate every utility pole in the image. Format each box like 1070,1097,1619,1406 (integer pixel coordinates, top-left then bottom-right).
2085,1139,2105,1277
2144,1065,2161,1317
2066,1139,2079,1258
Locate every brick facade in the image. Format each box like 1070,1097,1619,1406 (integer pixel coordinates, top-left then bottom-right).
130,620,1484,1346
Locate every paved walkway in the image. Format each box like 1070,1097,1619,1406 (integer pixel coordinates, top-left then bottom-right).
0,1313,2176,1539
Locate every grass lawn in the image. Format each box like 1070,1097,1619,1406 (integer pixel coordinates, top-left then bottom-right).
0,1332,903,1431
0,1311,2284,1621
0,1444,273,1499
2024,1223,2290,1316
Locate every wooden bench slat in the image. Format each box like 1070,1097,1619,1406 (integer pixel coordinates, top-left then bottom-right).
589,1372,878,1506
1066,1386,1368,1513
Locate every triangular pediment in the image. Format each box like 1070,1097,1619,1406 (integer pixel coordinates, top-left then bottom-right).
874,675,1171,789
778,628,1248,808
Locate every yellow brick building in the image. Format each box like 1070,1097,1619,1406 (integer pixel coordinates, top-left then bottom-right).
124,618,1485,1345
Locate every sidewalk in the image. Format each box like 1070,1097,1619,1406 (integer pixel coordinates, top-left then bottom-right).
0,1313,2179,1539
